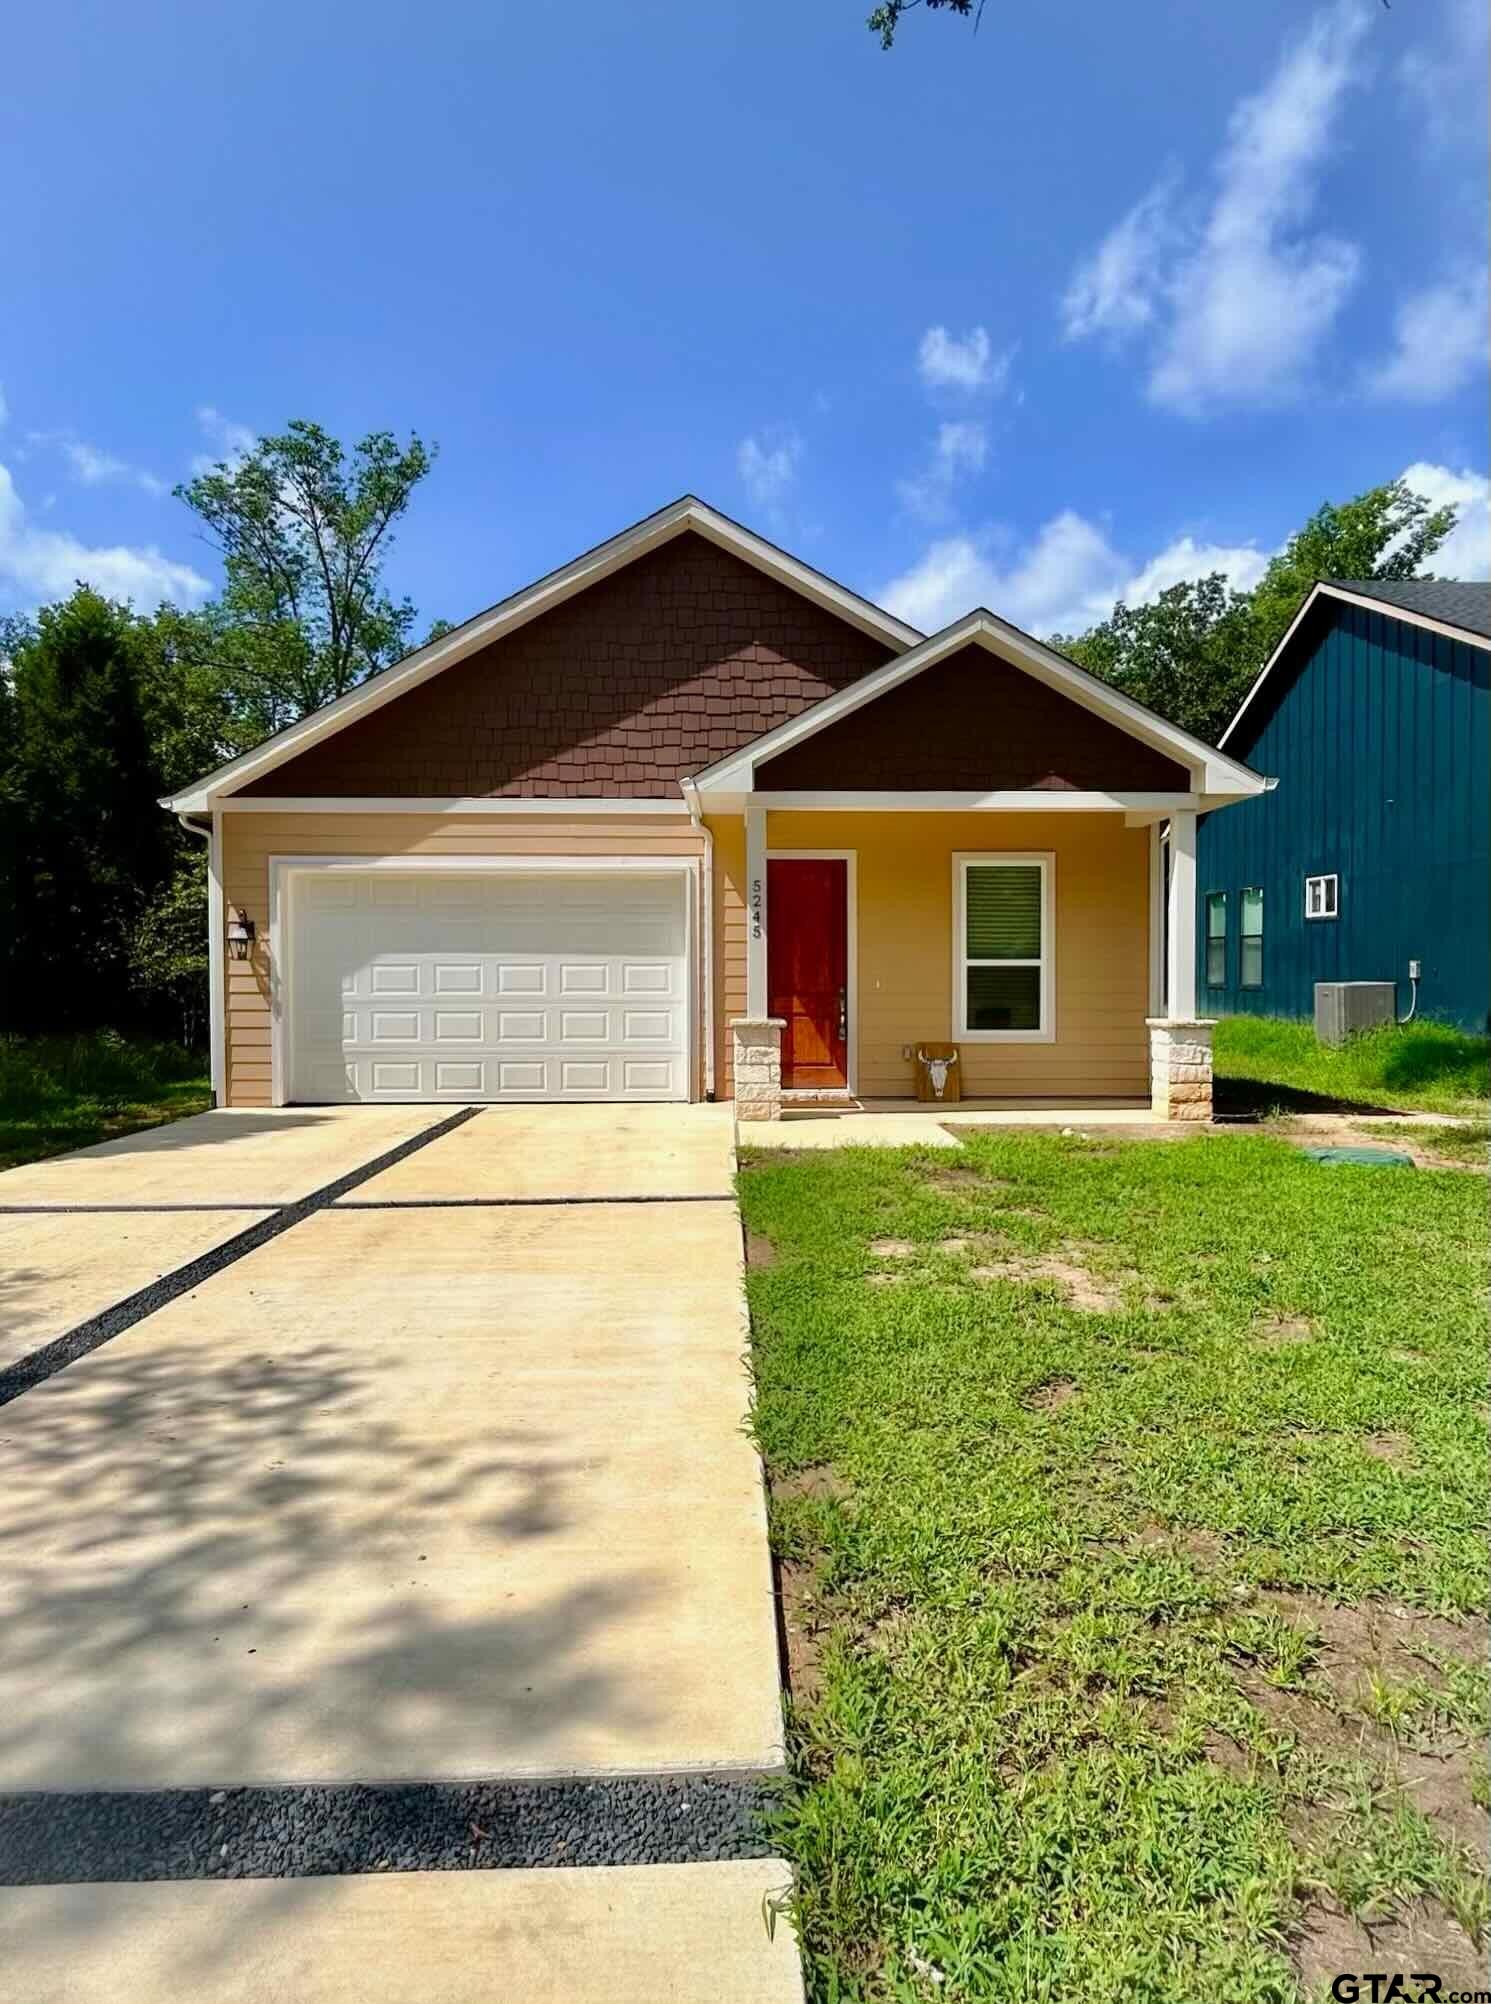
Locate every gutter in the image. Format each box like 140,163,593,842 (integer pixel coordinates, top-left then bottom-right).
679,778,716,1100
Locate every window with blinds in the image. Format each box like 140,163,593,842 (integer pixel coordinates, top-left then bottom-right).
956,857,1049,1036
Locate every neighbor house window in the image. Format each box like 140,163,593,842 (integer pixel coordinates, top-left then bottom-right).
953,854,1053,1040
1304,873,1338,920
1240,887,1264,989
1205,892,1228,988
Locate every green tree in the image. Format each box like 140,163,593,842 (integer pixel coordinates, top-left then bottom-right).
129,847,210,1048
5,589,173,1030
1052,477,1461,747
1245,478,1456,670
1055,575,1258,746
867,0,982,49
174,419,435,734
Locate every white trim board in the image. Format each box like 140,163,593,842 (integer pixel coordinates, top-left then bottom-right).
767,848,859,1095
694,613,1269,802
162,497,922,814
1220,580,1491,751
218,797,695,816
264,854,700,1108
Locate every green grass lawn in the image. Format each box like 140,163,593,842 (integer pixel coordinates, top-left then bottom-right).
740,1132,1488,2002
1215,1016,1490,1120
0,1033,210,1170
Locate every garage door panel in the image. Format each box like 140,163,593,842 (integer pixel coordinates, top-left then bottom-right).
289,872,688,1104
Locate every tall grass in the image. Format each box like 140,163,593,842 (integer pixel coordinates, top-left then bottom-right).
0,1032,209,1168
1215,1015,1490,1117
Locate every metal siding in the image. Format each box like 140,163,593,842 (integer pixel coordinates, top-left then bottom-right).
1196,600,1490,1030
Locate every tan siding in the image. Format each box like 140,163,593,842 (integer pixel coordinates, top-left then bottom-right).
219,812,705,1107
720,812,1151,1102
706,815,748,1098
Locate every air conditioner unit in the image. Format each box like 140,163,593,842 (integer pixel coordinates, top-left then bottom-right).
1314,981,1395,1046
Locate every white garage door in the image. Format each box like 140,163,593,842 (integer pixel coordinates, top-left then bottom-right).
287,870,690,1103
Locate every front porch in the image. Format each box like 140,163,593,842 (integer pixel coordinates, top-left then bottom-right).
709,803,1213,1124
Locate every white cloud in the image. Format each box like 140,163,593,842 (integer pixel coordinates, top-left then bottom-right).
881,513,1273,636
1400,0,1488,147
1062,180,1177,342
917,326,1013,394
61,439,168,496
1398,461,1491,579
1065,2,1370,413
1365,269,1488,403
897,420,990,520
191,404,257,475
0,460,210,610
737,429,802,511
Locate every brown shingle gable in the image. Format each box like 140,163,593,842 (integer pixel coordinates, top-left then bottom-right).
241,532,897,798
754,643,1191,791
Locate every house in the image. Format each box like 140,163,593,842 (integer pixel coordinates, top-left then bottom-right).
1199,578,1490,1033
161,497,1271,1122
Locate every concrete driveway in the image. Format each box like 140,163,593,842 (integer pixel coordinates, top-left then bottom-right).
0,1103,798,2001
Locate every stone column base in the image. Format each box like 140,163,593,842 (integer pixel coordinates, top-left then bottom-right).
730,1017,786,1123
1146,1018,1216,1122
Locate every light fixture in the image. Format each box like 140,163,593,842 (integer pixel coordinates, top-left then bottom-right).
226,911,256,961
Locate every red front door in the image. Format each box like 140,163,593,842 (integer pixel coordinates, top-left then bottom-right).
768,858,848,1090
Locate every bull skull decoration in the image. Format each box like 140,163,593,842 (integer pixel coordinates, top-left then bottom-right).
916,1048,959,1098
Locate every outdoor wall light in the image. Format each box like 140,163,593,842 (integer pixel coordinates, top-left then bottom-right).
226,911,256,961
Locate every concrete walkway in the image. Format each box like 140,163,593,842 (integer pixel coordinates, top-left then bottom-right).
0,1104,800,2001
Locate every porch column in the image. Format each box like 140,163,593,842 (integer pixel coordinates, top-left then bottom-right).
1147,808,1215,1121
1167,809,1197,1021
745,804,768,1017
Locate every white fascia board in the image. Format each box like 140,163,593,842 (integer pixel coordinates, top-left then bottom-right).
694,613,1270,798
213,795,694,815
1219,580,1491,752
160,497,922,813
749,789,1203,813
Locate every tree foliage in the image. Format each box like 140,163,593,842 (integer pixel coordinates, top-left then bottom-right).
1052,479,1460,746
867,0,981,49
128,847,210,1049
174,419,434,734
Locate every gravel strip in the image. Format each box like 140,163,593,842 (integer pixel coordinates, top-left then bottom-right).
0,1107,482,1409
0,1775,773,1883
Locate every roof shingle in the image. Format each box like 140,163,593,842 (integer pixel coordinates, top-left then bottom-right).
1326,577,1491,640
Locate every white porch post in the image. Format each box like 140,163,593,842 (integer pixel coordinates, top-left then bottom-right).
732,803,785,1120
745,804,768,1017
1147,807,1214,1120
1166,808,1197,1022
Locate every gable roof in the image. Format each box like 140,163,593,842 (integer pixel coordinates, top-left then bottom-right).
1322,577,1491,640
161,496,923,814
694,607,1270,802
1219,577,1491,752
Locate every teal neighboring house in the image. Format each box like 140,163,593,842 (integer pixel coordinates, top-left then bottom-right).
1197,578,1490,1032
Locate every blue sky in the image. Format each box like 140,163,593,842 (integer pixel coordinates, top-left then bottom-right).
2,0,1485,640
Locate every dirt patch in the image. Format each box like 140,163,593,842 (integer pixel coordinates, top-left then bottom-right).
775,1462,853,1504
1262,1592,1486,1691
1026,1376,1079,1412
869,1238,915,1259
1251,1313,1317,1347
1294,1898,1488,2000
1362,1431,1414,1467
1393,1746,1490,1862
923,1165,1005,1192
1390,1347,1429,1365
867,1271,905,1288
972,1251,1125,1312
744,1231,778,1270
776,1557,825,1707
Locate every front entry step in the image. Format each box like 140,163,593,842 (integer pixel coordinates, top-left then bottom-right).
0,1860,805,2004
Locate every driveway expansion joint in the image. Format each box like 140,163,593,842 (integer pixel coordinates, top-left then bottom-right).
331,1193,737,1208
0,1774,774,1883
0,1106,483,1408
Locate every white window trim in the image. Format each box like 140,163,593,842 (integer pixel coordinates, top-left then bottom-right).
265,854,699,1110
1304,872,1338,920
951,851,1056,1044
